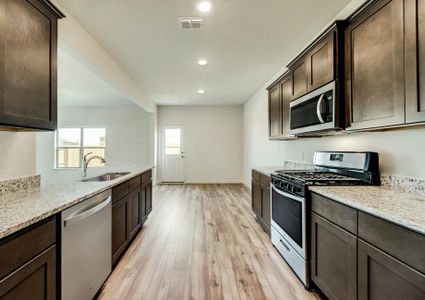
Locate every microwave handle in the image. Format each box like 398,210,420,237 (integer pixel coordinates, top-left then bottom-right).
316,93,325,124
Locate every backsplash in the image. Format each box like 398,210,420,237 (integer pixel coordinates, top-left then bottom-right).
380,174,425,195
0,175,40,197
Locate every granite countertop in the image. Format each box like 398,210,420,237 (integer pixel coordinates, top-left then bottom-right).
0,166,154,239
309,185,425,235
254,162,314,176
254,166,284,176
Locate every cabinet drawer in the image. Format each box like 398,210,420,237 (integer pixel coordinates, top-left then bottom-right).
260,174,270,187
129,176,141,191
112,181,129,203
358,212,425,274
251,169,261,181
141,169,152,184
311,193,357,234
0,217,56,279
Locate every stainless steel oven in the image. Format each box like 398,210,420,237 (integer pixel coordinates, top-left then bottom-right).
270,184,308,285
289,81,339,135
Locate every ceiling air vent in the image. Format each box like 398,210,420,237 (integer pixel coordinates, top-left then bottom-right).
178,17,205,29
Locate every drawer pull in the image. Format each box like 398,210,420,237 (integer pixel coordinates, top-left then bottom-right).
280,239,291,252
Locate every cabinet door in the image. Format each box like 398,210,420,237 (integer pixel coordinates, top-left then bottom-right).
146,180,152,215
251,179,261,217
358,240,425,300
0,0,59,130
290,59,308,100
405,0,425,123
261,187,270,231
0,245,56,300
307,33,334,91
268,83,281,139
140,184,147,223
112,195,130,264
345,0,405,130
128,188,141,238
311,213,357,300
280,74,292,136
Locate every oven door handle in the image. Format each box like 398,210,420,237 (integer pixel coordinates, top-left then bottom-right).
316,93,326,124
271,184,304,202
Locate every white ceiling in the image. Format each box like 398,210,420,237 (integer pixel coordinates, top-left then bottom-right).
58,47,137,107
58,0,351,106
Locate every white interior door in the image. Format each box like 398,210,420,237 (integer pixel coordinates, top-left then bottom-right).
161,126,185,183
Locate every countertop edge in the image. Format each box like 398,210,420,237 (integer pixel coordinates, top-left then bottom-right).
0,166,154,240
309,187,425,236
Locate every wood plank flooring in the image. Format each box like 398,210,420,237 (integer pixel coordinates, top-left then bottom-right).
97,184,320,300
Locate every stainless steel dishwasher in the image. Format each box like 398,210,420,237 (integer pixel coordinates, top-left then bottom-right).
61,189,112,300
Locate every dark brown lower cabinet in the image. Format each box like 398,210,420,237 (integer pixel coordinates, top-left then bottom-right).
251,170,271,234
112,170,153,266
0,246,56,300
112,194,130,265
129,188,142,237
358,240,425,300
311,213,357,300
0,217,57,300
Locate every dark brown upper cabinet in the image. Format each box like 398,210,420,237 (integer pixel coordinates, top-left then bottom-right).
0,0,64,131
289,58,308,100
405,0,425,124
345,0,405,130
280,73,292,137
267,72,294,140
268,83,281,139
306,33,335,91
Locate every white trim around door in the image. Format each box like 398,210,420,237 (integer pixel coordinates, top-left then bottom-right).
160,125,186,183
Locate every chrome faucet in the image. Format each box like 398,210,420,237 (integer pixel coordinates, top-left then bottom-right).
82,152,106,177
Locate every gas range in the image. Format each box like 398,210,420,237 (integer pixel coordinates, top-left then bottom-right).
270,151,380,287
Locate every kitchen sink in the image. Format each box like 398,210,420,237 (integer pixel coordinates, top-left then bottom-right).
81,172,130,182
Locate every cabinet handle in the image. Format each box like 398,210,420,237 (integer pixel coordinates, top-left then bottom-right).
280,239,290,252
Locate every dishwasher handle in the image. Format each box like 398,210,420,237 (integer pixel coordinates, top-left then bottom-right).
64,196,111,227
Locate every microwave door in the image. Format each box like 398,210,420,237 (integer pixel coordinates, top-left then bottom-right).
289,81,336,135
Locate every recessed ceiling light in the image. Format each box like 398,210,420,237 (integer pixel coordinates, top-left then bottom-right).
197,59,208,66
198,89,205,94
197,1,211,13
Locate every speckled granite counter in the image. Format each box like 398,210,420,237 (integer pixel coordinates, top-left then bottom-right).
309,186,425,235
254,161,314,176
0,166,154,239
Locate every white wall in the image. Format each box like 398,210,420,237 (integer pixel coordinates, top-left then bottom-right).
243,86,425,186
37,106,153,175
158,106,243,183
0,132,37,180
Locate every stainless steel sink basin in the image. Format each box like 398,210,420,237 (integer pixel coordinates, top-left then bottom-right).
81,172,130,182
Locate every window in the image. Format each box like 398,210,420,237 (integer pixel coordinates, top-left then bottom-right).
56,128,106,168
164,128,181,155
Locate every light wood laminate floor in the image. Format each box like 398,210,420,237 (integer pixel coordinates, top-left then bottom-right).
98,184,320,300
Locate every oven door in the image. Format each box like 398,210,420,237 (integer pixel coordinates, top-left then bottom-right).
289,81,336,135
271,184,306,258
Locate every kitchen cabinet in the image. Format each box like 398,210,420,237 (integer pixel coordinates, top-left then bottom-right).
310,213,357,300
311,192,425,300
405,0,425,124
289,58,308,100
251,170,271,235
267,72,293,140
268,83,281,139
306,33,335,91
0,0,64,131
358,240,425,300
0,217,57,300
111,170,153,266
345,0,405,130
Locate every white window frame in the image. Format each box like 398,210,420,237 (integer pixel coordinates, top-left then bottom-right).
55,127,106,169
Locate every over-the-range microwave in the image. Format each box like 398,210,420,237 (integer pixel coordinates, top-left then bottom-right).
289,81,343,135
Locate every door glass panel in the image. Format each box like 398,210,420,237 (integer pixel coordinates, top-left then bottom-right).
165,128,181,155
272,188,303,247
